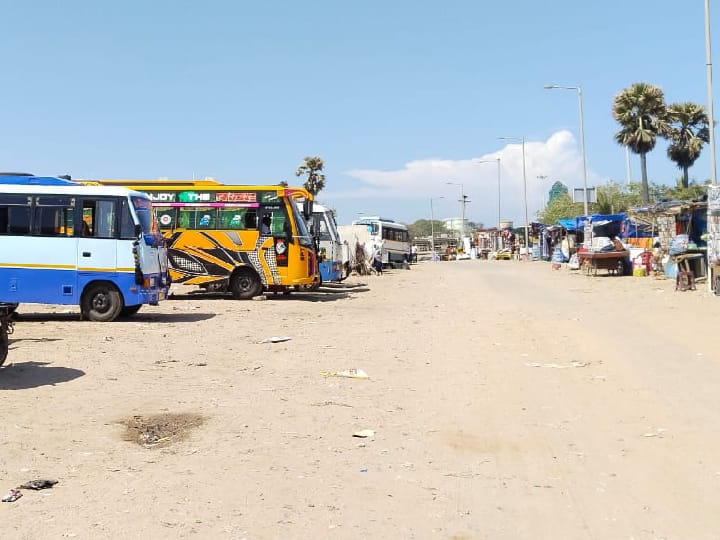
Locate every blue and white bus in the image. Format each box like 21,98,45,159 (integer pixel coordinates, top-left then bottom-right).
0,174,170,321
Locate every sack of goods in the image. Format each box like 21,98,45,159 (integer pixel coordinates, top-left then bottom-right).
551,247,566,263
668,234,689,256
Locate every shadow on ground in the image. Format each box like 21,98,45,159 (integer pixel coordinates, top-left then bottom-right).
12,312,216,324
169,281,372,303
0,361,85,390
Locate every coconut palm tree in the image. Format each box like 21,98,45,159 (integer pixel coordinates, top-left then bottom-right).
295,156,326,196
665,102,709,189
612,83,668,205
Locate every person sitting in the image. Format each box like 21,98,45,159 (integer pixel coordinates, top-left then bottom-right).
260,214,272,235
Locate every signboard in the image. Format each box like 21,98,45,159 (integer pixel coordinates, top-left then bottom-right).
573,187,596,204
146,190,266,204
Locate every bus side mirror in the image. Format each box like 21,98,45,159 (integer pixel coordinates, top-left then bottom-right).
303,199,313,221
134,224,142,238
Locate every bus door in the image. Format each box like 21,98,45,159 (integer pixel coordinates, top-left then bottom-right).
32,195,79,303
258,204,290,285
77,198,119,285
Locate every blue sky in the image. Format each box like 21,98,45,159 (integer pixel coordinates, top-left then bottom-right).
1,1,714,226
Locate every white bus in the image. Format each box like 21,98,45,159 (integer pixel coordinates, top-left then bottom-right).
351,216,411,267
0,174,170,321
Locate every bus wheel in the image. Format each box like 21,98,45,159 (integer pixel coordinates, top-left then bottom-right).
119,304,142,318
82,283,123,322
230,269,262,299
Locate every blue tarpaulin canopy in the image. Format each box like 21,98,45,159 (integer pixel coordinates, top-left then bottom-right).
557,213,652,237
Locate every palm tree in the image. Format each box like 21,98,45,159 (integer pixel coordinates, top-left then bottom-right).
612,83,668,205
295,156,326,197
665,102,709,189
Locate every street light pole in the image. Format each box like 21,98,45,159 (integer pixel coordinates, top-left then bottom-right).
544,84,589,215
706,0,718,185
445,181,466,243
430,196,444,261
498,137,529,256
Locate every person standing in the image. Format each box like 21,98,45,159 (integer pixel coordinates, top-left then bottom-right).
372,243,383,274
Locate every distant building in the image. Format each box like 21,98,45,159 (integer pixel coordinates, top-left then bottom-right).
548,181,569,204
443,217,470,237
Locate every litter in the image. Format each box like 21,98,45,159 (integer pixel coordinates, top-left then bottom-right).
353,429,375,438
525,361,588,369
259,336,291,344
321,368,369,379
19,479,58,490
2,489,22,502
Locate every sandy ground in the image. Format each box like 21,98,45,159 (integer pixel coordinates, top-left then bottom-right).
2,260,720,539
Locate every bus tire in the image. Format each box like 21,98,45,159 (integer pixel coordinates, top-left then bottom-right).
119,304,142,318
81,283,123,322
230,269,262,300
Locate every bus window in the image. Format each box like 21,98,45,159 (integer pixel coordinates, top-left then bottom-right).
119,199,136,239
261,206,288,236
155,207,176,230
0,195,32,235
218,208,256,230
35,206,75,237
82,199,118,238
317,214,332,242
179,207,217,229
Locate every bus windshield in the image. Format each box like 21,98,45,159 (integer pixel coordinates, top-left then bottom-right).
132,196,161,235
290,200,313,247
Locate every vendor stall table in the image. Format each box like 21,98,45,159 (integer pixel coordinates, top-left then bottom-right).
578,250,629,276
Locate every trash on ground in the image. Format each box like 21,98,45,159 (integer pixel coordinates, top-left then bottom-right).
321,368,369,379
19,479,58,490
643,428,668,438
353,429,375,438
2,489,22,502
259,336,291,344
525,361,588,369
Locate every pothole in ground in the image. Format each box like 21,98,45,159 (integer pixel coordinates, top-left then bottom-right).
122,412,205,448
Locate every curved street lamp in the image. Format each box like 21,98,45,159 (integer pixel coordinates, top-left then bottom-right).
544,84,589,216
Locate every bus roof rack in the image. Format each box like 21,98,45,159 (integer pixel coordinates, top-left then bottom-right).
0,172,34,176
0,175,78,186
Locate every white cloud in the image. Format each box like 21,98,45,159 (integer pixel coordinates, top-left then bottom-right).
331,130,606,225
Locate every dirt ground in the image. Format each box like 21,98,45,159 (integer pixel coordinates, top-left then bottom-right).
2,260,720,539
